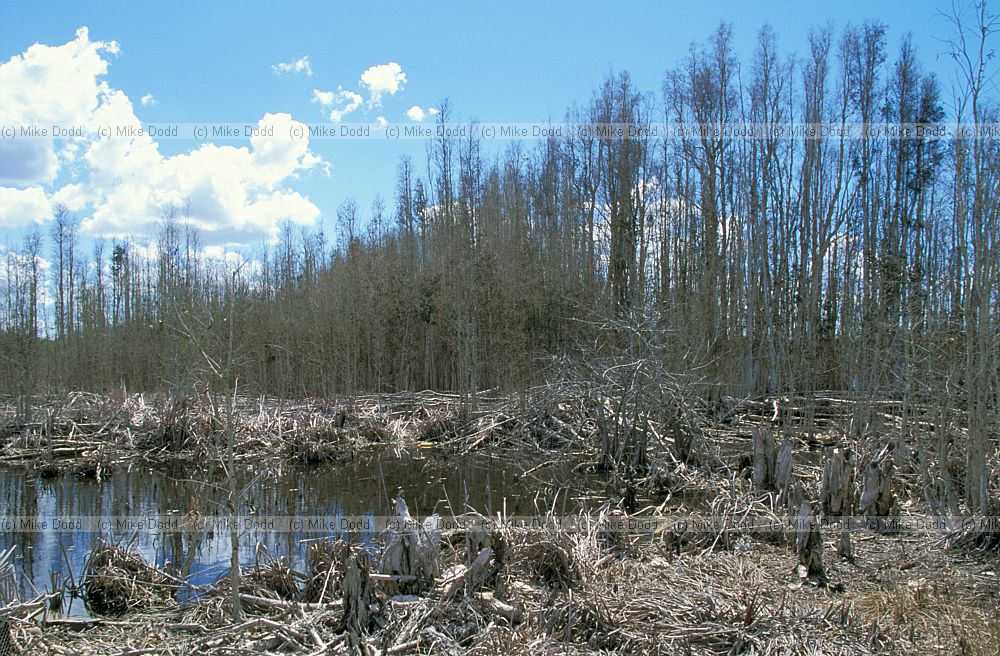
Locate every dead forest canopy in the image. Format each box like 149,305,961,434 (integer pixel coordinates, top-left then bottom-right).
0,21,997,419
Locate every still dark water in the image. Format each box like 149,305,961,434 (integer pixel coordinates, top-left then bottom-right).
0,452,583,616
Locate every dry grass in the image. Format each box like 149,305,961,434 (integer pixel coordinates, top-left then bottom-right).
82,540,176,615
302,539,350,603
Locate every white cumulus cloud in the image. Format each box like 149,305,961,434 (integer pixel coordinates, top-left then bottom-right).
0,186,51,227
0,29,325,244
359,62,406,107
0,27,117,187
311,89,334,106
313,87,362,122
272,56,313,77
82,112,324,241
406,105,425,122
140,93,156,106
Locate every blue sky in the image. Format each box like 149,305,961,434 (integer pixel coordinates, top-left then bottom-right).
0,0,967,250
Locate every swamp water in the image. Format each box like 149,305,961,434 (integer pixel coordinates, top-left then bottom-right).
0,452,585,616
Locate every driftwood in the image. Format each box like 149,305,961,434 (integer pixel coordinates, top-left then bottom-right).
4,387,995,656
945,517,1000,551
82,541,175,614
478,592,523,623
237,593,341,612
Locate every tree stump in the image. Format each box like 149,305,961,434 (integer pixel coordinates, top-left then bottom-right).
379,492,441,595
821,447,854,517
707,383,724,420
342,550,374,648
466,522,491,565
774,437,793,506
860,449,896,531
837,522,853,561
751,426,776,490
794,499,825,582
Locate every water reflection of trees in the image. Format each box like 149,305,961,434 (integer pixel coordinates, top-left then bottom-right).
1,455,537,599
